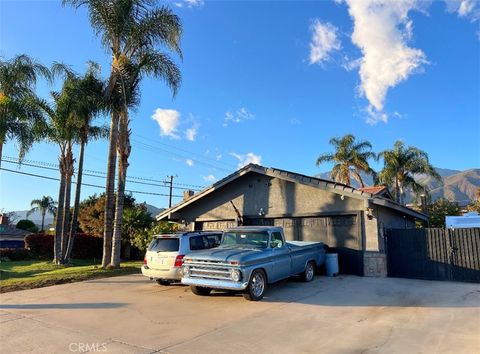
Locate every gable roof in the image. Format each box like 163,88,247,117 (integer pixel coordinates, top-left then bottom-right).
357,186,393,199
157,164,427,221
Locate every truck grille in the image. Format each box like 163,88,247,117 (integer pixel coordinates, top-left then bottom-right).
185,259,232,280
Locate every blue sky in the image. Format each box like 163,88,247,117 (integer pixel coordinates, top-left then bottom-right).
1,0,479,212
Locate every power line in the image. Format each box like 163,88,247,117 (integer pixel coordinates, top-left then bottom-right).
0,167,184,198
131,139,233,173
132,133,236,169
2,156,204,191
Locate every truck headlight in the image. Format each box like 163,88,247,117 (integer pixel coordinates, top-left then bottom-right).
183,265,190,277
230,268,241,282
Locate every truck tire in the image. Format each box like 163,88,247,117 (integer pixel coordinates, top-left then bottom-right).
301,261,315,282
243,269,267,301
190,285,212,296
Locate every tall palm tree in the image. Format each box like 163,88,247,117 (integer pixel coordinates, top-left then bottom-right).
43,71,83,264
0,54,51,167
65,63,107,262
27,196,57,232
63,0,182,268
377,140,442,205
316,134,376,187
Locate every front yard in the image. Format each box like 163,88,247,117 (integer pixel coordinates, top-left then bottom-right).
0,259,142,293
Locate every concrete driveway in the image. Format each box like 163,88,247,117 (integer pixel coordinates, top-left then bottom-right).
1,274,479,354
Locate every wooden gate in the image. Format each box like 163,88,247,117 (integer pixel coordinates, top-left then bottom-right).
386,228,480,283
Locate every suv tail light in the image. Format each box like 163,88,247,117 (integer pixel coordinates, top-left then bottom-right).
174,255,185,267
143,255,147,266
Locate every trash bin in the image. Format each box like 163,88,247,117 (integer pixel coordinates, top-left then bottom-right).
326,253,339,277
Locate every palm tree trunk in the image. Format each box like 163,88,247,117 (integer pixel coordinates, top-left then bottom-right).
41,209,45,232
395,175,400,203
110,111,130,268
60,146,74,262
0,138,3,169
65,139,85,262
54,159,66,264
102,111,119,268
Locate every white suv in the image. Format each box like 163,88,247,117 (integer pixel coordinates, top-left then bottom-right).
141,231,222,285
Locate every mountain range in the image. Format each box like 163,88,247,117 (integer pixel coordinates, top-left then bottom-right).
316,168,480,205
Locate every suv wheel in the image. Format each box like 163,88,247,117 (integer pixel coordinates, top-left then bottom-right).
156,279,171,286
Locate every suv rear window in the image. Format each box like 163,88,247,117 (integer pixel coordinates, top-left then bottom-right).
189,234,222,251
148,238,179,252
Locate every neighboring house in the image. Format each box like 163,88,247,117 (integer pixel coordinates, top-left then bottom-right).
157,164,427,277
0,224,31,249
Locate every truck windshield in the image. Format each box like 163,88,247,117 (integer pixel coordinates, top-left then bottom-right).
221,231,269,249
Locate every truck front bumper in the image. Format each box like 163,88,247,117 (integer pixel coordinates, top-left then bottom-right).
182,277,248,291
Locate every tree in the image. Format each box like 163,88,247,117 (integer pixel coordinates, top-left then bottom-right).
0,54,51,166
16,219,39,233
42,69,84,264
65,63,107,262
63,0,182,268
27,196,56,232
78,193,135,237
316,134,376,187
131,221,178,252
121,204,154,258
377,141,442,205
427,198,461,228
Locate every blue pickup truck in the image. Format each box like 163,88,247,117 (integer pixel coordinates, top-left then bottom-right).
181,226,326,301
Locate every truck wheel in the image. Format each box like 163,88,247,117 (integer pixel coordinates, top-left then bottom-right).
301,261,315,282
190,285,212,296
243,269,267,301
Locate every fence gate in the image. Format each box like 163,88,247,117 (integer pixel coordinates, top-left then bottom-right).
386,228,480,283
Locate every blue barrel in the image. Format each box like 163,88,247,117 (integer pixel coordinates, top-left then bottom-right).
326,253,339,277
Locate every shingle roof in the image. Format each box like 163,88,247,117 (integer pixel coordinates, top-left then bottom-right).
157,163,427,221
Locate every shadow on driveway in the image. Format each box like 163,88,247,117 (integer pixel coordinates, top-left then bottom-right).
0,302,127,310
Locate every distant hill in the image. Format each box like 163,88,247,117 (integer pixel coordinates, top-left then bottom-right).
316,168,480,204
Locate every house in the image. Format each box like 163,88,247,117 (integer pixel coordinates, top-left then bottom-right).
157,164,427,276
0,215,31,249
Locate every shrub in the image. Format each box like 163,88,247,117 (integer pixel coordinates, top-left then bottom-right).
0,248,32,261
16,219,38,233
25,233,103,260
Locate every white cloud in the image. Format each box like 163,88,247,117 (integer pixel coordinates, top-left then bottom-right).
223,107,255,127
230,152,262,169
309,19,341,65
173,0,204,8
202,174,216,182
185,125,198,141
446,0,479,20
216,154,222,161
186,159,194,167
342,0,428,124
289,118,301,125
151,108,180,138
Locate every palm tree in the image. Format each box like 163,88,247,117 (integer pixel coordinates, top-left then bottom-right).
377,140,442,205
316,134,376,187
0,54,51,167
27,196,56,232
43,71,83,264
65,63,107,262
63,0,182,268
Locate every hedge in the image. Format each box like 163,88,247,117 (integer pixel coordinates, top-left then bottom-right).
25,233,103,260
0,248,32,261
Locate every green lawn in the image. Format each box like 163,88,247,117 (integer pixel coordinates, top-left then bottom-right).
0,259,142,293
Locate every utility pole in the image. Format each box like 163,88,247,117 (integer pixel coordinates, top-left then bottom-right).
166,175,177,208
